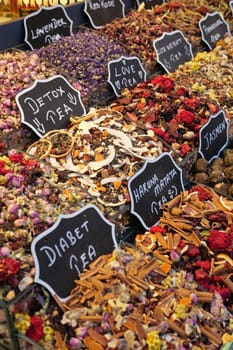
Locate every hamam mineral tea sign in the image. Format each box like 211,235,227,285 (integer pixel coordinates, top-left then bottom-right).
128,153,184,230
31,205,117,301
199,12,231,50
24,5,73,49
199,110,229,162
108,56,147,96
136,0,164,9
16,75,86,137
84,0,125,29
153,30,193,73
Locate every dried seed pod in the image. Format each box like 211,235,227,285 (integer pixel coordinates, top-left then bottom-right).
195,158,209,172
194,172,209,184
209,169,224,184
224,165,233,182
223,149,233,166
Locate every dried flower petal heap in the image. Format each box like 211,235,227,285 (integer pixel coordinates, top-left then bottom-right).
170,36,233,119
0,50,56,149
100,7,172,72
0,150,92,250
109,75,219,164
36,28,129,102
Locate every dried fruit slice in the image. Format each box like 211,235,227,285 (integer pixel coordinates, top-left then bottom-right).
47,130,74,158
219,196,233,211
26,139,52,160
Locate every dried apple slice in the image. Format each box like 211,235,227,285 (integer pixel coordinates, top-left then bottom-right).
26,139,52,160
47,130,74,158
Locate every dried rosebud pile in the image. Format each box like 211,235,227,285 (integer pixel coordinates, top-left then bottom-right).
0,150,92,251
170,36,233,119
110,75,219,161
0,51,56,148
36,28,128,97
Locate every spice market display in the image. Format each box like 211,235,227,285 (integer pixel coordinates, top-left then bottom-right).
1,1,233,350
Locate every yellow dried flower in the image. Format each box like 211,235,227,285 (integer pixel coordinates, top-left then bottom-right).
146,330,162,350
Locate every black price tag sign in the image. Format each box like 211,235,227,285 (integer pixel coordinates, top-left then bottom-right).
128,153,184,230
24,5,73,50
84,0,125,29
136,0,164,9
199,110,229,162
31,205,117,301
153,30,193,73
199,12,230,50
16,75,86,138
230,1,233,15
108,56,147,96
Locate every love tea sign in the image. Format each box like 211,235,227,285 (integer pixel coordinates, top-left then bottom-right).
199,12,230,50
31,205,117,301
24,5,73,50
199,110,229,162
84,0,125,29
128,153,184,230
108,56,147,96
16,75,86,137
136,0,164,9
153,30,193,73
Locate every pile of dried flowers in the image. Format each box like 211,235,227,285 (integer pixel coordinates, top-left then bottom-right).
109,75,219,163
0,51,58,149
0,149,92,250
35,28,129,99
170,36,233,119
100,7,172,72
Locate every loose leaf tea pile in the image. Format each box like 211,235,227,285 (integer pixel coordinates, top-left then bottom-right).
170,36,233,118
36,29,129,96
61,184,233,349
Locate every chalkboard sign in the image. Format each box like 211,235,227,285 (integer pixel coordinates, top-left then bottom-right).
16,75,86,137
128,153,184,230
24,5,73,50
199,12,230,50
31,205,117,301
84,0,125,29
108,56,147,96
136,0,164,9
199,110,229,162
153,30,193,73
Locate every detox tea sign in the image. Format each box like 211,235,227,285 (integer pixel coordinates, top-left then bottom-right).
16,75,86,137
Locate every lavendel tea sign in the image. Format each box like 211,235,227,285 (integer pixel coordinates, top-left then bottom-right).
24,5,73,49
